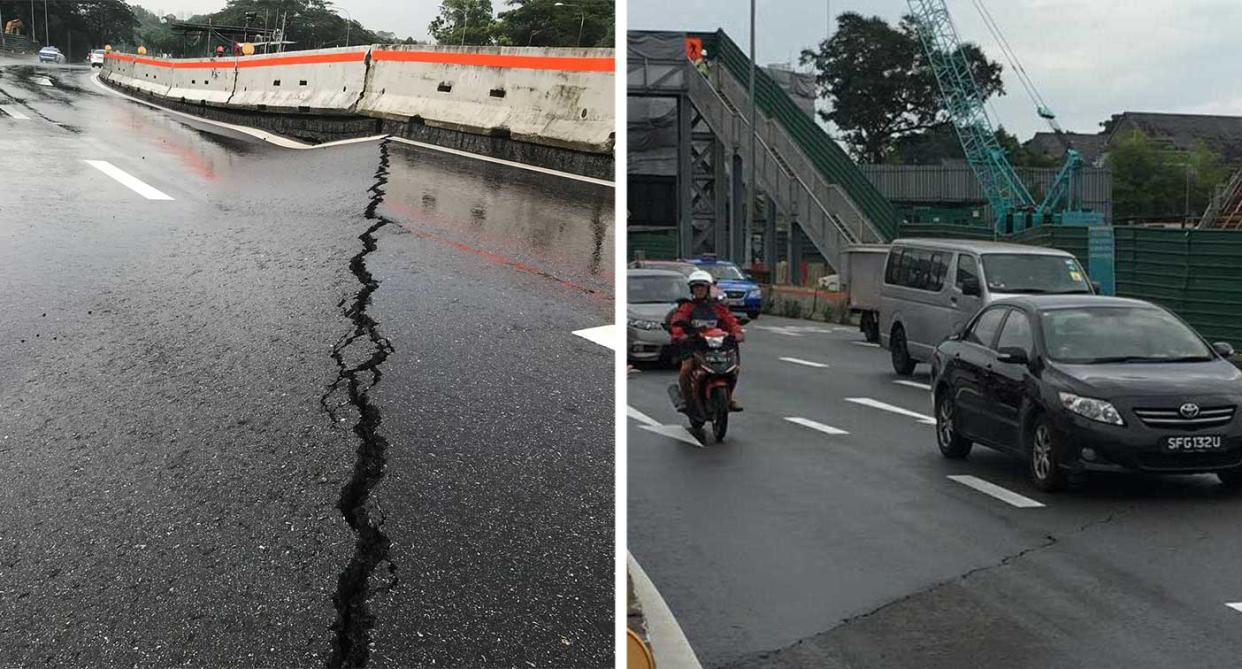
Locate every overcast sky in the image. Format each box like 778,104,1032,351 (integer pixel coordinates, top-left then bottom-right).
136,1,441,42
629,0,1242,140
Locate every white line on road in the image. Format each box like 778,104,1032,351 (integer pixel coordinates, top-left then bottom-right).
851,341,881,348
780,357,828,368
0,105,29,120
785,417,849,435
894,380,933,391
948,475,1045,508
34,76,52,87
627,406,660,428
573,324,617,350
83,160,174,200
390,136,614,187
845,397,936,425
639,424,704,447
629,553,704,669
1227,603,1242,614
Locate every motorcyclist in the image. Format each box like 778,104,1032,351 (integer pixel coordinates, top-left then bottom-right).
670,270,744,412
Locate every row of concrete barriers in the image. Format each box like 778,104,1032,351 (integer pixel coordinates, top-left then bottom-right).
100,44,614,155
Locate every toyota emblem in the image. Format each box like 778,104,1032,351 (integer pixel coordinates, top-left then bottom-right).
1179,403,1201,419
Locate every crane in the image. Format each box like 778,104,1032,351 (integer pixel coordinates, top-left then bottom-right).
906,0,1103,233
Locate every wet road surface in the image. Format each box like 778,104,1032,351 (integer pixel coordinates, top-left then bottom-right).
0,59,614,667
628,316,1242,669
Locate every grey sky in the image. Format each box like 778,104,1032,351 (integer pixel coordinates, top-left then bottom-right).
628,0,1242,141
136,1,444,42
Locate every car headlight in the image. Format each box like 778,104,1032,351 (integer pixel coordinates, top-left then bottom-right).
628,318,662,331
747,288,762,298
1059,392,1124,426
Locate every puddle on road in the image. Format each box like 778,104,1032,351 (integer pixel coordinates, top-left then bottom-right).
383,143,615,297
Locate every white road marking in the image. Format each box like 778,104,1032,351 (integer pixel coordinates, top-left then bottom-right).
573,324,617,350
34,76,52,87
752,324,835,337
390,136,614,187
83,160,174,200
785,417,849,435
627,406,660,428
629,553,704,669
0,105,30,120
851,341,881,348
894,380,933,391
639,424,703,447
845,397,936,425
1227,603,1242,613
947,475,1045,508
780,357,828,368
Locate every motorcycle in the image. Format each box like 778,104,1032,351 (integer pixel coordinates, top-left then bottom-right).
667,326,740,442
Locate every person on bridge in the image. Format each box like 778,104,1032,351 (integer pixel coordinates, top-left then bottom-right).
670,270,745,412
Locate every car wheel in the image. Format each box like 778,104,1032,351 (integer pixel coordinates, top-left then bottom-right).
935,391,972,459
1029,415,1067,492
1216,468,1242,488
890,325,917,376
747,311,760,321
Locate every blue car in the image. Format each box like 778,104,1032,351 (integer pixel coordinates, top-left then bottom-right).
686,255,763,320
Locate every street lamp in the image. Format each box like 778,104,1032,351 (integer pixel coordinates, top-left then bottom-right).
335,6,353,47
553,2,586,48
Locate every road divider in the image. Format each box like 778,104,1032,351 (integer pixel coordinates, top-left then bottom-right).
785,417,849,435
845,397,936,425
947,475,1045,508
84,160,173,200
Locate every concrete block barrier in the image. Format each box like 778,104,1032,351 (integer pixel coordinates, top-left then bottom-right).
359,46,614,154
164,57,237,105
229,46,370,113
128,56,173,97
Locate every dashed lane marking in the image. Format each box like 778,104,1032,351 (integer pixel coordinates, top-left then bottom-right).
638,424,704,448
780,357,828,368
947,475,1045,508
1227,603,1242,613
83,160,173,200
785,417,849,435
0,105,29,120
851,341,881,348
573,324,617,350
845,397,936,425
34,76,52,87
894,380,933,391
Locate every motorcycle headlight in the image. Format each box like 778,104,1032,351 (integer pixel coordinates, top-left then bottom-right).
627,318,662,331
1059,392,1124,426
705,335,725,348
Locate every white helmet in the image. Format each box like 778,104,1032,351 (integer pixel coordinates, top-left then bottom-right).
687,270,714,289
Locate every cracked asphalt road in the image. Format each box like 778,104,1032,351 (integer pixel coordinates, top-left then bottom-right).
0,60,614,667
629,316,1242,669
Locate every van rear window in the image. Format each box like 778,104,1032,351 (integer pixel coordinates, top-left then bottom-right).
885,248,948,292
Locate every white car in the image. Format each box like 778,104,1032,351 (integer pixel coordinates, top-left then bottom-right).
89,49,105,67
37,46,63,64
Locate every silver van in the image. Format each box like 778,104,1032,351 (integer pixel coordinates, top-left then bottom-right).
879,239,1095,375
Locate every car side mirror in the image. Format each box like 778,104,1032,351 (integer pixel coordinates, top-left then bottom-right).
1091,280,1102,294
961,278,981,297
1213,342,1235,358
997,347,1029,366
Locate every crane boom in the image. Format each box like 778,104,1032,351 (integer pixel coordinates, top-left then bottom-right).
906,0,1035,232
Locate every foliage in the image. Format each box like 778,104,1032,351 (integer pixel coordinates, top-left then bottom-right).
1108,131,1230,222
1,0,137,60
428,0,496,46
493,0,615,48
800,12,1004,164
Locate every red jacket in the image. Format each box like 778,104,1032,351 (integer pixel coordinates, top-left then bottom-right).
669,299,743,342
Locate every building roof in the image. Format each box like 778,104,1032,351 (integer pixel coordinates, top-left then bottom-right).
1025,132,1109,165
1103,112,1242,163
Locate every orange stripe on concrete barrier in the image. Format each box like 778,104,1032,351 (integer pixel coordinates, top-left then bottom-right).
372,49,614,72
105,51,364,69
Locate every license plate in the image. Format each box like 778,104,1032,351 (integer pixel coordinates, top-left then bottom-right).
727,298,745,306
1163,435,1223,451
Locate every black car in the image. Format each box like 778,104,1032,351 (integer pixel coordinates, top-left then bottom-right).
931,295,1242,491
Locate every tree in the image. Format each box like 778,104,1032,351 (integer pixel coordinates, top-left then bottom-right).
1108,131,1230,222
428,0,495,46
493,0,615,48
800,12,1004,164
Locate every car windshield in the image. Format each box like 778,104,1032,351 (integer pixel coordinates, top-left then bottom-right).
698,263,745,281
1041,307,1214,364
981,254,1092,294
628,275,687,304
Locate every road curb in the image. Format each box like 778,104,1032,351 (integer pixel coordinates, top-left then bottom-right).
628,552,703,669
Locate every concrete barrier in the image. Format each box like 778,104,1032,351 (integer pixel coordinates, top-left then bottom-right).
164,56,237,105
100,44,615,157
229,46,369,113
358,45,614,153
